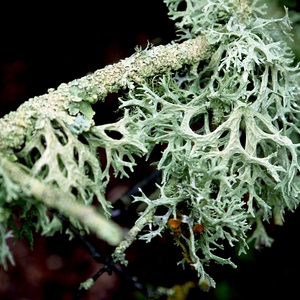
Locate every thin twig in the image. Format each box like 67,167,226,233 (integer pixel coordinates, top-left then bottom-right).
72,265,111,300
52,210,150,299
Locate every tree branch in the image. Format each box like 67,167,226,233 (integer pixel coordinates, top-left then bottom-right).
0,35,210,153
0,155,123,246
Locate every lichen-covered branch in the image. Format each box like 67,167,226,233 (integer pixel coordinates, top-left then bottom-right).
1,0,300,295
113,207,156,265
0,35,210,154
0,154,123,246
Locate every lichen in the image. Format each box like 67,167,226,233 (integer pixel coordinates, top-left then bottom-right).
0,0,300,293
112,0,300,289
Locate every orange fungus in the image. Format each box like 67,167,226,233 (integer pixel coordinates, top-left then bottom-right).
168,218,181,229
193,224,204,233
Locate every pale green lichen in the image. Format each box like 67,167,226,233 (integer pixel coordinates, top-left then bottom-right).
0,225,14,270
0,0,300,293
0,36,210,154
79,278,94,290
0,155,123,246
112,0,300,289
0,19,210,270
16,117,108,210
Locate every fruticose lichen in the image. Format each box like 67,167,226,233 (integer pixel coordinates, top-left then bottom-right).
113,0,300,289
0,0,300,293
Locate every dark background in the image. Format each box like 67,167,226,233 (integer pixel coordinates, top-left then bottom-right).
1,1,300,299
